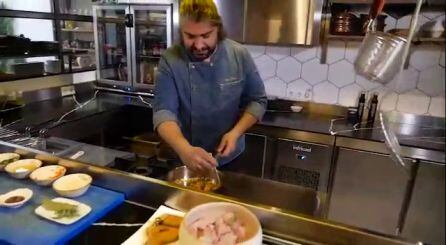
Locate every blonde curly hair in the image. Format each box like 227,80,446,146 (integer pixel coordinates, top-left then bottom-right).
179,0,226,40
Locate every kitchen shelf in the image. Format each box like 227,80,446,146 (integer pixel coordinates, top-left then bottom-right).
0,9,93,22
135,20,167,27
63,48,95,53
329,0,421,4
327,34,446,42
0,52,59,59
139,55,161,59
61,28,94,33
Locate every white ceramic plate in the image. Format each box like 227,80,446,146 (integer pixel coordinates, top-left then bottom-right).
122,205,185,245
34,197,91,225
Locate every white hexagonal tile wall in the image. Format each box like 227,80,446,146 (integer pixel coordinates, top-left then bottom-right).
356,75,382,90
397,90,430,114
322,40,345,64
266,46,290,61
440,51,445,67
410,45,442,70
418,66,445,96
422,11,444,20
345,42,360,63
384,15,397,32
396,14,429,29
429,97,446,117
328,60,355,87
338,84,363,107
245,45,265,59
286,79,312,101
313,81,338,104
371,87,398,111
264,77,287,98
254,55,277,80
301,58,328,85
276,57,301,83
386,66,419,93
291,46,317,62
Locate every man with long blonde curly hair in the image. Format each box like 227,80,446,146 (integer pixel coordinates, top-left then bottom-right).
153,0,266,172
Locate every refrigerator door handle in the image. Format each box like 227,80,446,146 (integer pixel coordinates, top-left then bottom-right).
125,14,134,28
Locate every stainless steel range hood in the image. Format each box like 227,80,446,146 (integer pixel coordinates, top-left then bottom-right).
215,0,324,46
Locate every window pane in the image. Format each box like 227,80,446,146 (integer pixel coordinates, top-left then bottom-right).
0,0,53,13
0,17,55,41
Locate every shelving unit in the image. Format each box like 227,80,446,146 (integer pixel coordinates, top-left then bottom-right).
319,0,446,64
0,0,96,82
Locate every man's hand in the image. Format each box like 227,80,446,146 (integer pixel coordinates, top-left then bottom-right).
217,130,242,157
178,145,217,172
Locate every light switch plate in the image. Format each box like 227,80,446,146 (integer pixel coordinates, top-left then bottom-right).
60,85,75,97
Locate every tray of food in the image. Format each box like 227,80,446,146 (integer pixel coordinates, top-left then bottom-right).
122,205,185,245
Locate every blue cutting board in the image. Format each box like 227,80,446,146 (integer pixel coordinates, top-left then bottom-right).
0,172,125,245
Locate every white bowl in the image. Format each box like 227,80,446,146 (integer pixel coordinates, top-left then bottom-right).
52,173,92,197
0,188,33,208
290,105,303,113
179,202,262,245
0,153,20,171
5,159,42,179
30,165,67,186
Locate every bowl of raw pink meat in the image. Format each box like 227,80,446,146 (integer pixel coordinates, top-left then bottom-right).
179,202,262,245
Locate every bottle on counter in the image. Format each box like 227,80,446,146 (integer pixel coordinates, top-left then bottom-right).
356,92,366,123
366,93,379,124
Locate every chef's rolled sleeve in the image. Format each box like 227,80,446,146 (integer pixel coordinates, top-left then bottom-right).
240,49,267,120
152,57,181,130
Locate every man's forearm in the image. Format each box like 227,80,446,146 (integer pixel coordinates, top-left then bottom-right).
230,112,258,137
157,121,190,155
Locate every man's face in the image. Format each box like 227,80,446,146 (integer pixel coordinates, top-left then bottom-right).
181,19,218,61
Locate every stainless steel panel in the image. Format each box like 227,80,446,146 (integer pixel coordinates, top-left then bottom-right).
335,136,446,164
328,148,411,235
0,141,419,245
244,0,323,45
214,0,244,42
402,161,445,245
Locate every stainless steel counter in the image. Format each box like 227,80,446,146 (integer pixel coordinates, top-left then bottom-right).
0,141,419,245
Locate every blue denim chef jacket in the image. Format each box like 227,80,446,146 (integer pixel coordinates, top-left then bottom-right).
153,39,267,166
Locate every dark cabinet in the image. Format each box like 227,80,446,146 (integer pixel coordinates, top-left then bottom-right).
219,133,266,178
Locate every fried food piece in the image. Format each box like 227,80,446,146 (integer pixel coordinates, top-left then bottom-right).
146,225,179,245
145,215,183,245
158,214,183,227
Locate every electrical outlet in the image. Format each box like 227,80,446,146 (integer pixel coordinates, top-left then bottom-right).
60,85,75,97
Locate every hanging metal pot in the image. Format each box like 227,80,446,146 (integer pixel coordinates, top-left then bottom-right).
354,0,422,84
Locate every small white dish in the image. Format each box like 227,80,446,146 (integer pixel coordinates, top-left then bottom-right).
30,165,67,186
0,188,33,208
52,173,92,197
290,105,303,113
5,159,42,179
0,153,20,171
35,197,91,225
